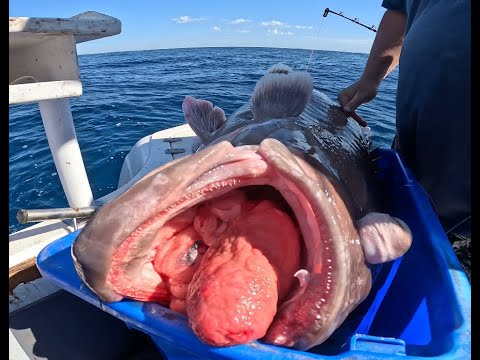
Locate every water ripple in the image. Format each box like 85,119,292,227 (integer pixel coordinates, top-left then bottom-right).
9,47,398,233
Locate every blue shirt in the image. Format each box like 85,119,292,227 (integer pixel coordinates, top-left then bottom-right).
382,0,471,234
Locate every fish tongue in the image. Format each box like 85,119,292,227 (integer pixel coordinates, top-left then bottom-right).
185,200,301,347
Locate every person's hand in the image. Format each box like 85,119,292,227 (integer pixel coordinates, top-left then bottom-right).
337,79,379,127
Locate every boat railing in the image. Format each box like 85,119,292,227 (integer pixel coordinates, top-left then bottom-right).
9,12,122,223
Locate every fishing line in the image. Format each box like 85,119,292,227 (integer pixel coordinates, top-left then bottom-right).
422,190,470,237
10,75,38,85
446,215,471,235
304,16,325,72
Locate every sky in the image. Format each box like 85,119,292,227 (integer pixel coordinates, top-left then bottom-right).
9,1,386,55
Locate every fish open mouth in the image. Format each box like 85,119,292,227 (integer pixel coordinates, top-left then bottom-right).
73,138,366,349
72,63,412,350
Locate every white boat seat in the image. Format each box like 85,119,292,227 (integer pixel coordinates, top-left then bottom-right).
96,124,197,205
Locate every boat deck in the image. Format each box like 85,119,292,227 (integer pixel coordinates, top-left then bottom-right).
10,290,163,360
9,124,196,359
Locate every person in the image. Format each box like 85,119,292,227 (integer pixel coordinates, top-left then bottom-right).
338,1,471,245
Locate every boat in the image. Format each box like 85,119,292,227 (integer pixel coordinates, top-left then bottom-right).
9,12,471,360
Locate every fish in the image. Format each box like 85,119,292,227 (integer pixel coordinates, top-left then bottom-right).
72,64,412,351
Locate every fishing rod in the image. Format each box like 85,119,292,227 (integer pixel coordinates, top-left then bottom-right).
323,8,377,32
304,8,376,71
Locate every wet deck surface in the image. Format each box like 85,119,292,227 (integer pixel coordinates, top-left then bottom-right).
449,234,471,283
10,290,165,360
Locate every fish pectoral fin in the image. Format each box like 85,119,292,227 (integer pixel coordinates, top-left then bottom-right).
182,95,227,144
357,212,413,264
250,63,313,121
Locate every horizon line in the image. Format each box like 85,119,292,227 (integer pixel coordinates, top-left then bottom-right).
77,45,370,57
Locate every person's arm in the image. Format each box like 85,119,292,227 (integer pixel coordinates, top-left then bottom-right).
361,9,406,87
338,9,407,124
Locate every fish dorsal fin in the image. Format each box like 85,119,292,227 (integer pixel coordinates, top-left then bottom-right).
250,64,313,121
267,63,292,75
182,96,227,144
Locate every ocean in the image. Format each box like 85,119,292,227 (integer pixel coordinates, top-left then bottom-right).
9,47,398,234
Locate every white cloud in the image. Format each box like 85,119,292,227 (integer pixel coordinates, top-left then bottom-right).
229,18,251,25
261,20,287,27
261,20,312,30
212,26,221,32
237,29,251,33
267,28,293,36
294,25,313,29
172,16,206,24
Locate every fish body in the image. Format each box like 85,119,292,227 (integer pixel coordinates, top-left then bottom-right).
72,64,412,350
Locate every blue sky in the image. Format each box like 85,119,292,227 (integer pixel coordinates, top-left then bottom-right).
9,1,386,55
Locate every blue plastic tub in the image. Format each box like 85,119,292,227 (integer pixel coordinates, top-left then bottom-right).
36,148,471,359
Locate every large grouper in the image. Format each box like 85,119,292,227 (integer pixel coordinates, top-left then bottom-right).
72,64,412,350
